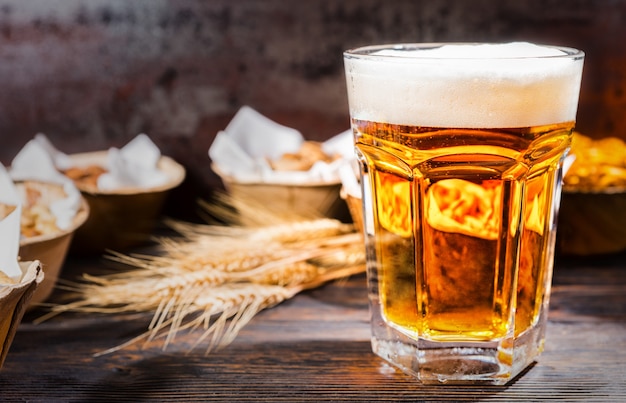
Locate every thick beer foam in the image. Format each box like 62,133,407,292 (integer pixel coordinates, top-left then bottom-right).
344,42,584,128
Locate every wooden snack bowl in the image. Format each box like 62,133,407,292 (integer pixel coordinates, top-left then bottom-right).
66,151,186,254
557,187,626,256
0,261,44,368
212,164,347,223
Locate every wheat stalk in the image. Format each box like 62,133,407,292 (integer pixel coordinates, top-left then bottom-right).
41,192,366,355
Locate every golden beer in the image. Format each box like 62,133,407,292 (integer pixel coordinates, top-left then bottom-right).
354,120,572,340
344,42,584,384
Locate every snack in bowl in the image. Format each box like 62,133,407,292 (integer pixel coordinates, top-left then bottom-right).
0,270,16,285
563,132,626,191
557,132,626,255
61,164,107,190
18,180,66,237
268,141,341,172
0,205,17,225
15,180,89,306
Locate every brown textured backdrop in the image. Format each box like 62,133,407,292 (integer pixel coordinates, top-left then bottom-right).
0,0,624,218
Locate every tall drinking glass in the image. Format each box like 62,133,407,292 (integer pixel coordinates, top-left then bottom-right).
343,42,584,385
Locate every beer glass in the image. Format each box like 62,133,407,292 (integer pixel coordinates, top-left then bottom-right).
343,42,584,384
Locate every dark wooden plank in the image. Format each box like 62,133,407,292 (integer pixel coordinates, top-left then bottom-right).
0,253,624,402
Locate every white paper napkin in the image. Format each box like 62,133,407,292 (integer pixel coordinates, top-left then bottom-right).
209,106,354,184
9,137,81,231
339,158,361,198
10,134,73,184
12,133,169,194
0,165,23,281
31,133,74,171
97,134,169,190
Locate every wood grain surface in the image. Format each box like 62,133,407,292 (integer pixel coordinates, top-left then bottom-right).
0,252,624,402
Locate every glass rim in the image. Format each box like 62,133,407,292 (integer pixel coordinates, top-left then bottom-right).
343,42,585,61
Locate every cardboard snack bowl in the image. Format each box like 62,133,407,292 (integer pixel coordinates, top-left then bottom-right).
0,261,44,368
212,164,346,223
557,187,626,256
67,151,186,254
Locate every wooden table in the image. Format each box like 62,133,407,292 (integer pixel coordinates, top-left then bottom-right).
1,250,625,402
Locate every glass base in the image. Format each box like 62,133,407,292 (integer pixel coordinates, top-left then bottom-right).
370,315,546,385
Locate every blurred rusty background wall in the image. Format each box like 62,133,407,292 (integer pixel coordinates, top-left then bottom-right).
0,0,624,216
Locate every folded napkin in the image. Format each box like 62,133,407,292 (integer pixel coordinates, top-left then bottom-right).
0,165,24,281
11,134,72,184
339,158,361,199
9,135,81,231
209,106,354,184
97,134,169,190
12,133,169,193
